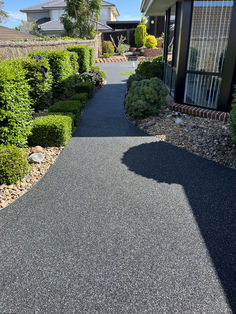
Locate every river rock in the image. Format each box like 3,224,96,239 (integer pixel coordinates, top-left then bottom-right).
28,153,45,163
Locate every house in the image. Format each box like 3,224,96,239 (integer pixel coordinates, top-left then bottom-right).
141,0,236,112
21,0,120,35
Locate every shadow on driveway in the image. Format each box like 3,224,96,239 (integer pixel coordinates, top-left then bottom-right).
121,141,236,312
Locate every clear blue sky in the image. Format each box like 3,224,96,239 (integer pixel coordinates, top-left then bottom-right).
3,0,143,29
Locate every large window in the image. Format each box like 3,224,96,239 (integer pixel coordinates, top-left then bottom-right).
184,0,233,108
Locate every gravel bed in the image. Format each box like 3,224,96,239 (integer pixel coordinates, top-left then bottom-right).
0,146,64,210
131,106,236,169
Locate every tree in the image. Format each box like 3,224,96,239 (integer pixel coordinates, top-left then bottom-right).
61,0,102,39
16,18,42,37
0,1,8,23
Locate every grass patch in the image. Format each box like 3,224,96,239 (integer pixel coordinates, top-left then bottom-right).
120,71,135,76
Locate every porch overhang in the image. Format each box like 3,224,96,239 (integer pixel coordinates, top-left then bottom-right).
141,0,176,16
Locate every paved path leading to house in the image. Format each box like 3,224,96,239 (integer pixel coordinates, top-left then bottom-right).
0,62,236,313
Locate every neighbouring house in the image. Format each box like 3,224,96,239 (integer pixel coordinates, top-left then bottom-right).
141,0,236,112
21,0,120,35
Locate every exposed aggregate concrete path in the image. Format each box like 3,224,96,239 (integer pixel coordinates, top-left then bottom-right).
0,62,236,313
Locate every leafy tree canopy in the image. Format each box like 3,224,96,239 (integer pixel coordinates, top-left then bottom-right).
0,1,8,24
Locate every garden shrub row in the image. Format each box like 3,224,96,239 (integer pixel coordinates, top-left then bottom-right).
48,100,85,124
136,56,164,80
67,45,90,73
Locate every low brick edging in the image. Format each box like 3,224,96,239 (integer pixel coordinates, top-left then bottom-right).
96,57,128,63
166,95,230,122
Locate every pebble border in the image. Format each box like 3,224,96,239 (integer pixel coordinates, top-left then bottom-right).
96,57,128,63
166,95,229,122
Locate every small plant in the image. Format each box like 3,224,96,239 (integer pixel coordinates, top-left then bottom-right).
48,100,84,123
75,82,95,98
0,145,29,185
125,77,168,119
136,58,164,79
117,44,130,56
230,86,236,144
91,66,107,79
135,24,147,47
127,73,146,90
29,114,74,147
145,35,157,48
78,71,103,87
102,41,115,57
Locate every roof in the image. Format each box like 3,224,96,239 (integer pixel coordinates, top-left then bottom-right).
141,0,176,16
107,20,140,30
39,18,112,32
21,0,118,12
0,26,36,41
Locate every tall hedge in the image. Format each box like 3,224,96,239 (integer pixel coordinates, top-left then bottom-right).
29,49,74,98
67,45,90,73
21,57,53,111
0,59,33,147
135,24,147,47
89,48,95,67
68,51,79,73
230,86,236,144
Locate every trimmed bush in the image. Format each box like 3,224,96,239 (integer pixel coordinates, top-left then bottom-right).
75,82,94,98
136,59,164,79
29,114,73,147
230,86,236,144
152,55,163,63
117,44,130,55
89,48,95,67
21,57,53,111
0,145,29,185
68,51,79,73
103,41,115,57
29,49,74,98
0,59,33,147
135,24,147,47
48,100,84,123
70,93,88,102
127,73,146,90
125,77,168,119
145,35,157,48
67,45,90,73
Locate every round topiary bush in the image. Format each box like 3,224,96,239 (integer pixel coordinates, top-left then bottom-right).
135,24,147,47
103,41,115,57
0,145,29,185
125,77,168,119
145,35,157,48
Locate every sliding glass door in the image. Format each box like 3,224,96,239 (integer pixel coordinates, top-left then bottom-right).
184,0,234,109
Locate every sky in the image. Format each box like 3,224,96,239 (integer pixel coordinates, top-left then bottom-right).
3,0,143,29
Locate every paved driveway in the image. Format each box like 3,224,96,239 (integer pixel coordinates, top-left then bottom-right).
0,62,235,313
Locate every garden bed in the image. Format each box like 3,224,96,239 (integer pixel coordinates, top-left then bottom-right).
129,106,236,169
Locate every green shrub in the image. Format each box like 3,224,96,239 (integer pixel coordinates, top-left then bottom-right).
0,145,29,185
117,44,130,55
103,53,111,58
48,100,84,123
21,57,53,111
70,93,88,102
29,49,74,98
152,55,163,63
230,86,236,144
135,24,147,47
67,45,90,73
29,114,73,147
125,77,168,119
136,59,164,79
89,48,95,67
127,73,146,90
0,59,33,147
103,41,115,57
145,35,157,48
68,51,79,73
75,82,94,98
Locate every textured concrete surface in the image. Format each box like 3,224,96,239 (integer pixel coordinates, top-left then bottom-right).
0,62,236,313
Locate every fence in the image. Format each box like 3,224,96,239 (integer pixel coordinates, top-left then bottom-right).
0,34,102,60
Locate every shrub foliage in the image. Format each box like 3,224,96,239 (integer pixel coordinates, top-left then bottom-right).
127,73,146,90
145,35,157,48
75,82,94,98
135,24,147,47
0,145,29,185
125,77,168,119
136,58,164,79
67,45,90,73
102,41,115,57
48,100,84,123
0,59,33,147
29,114,74,147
